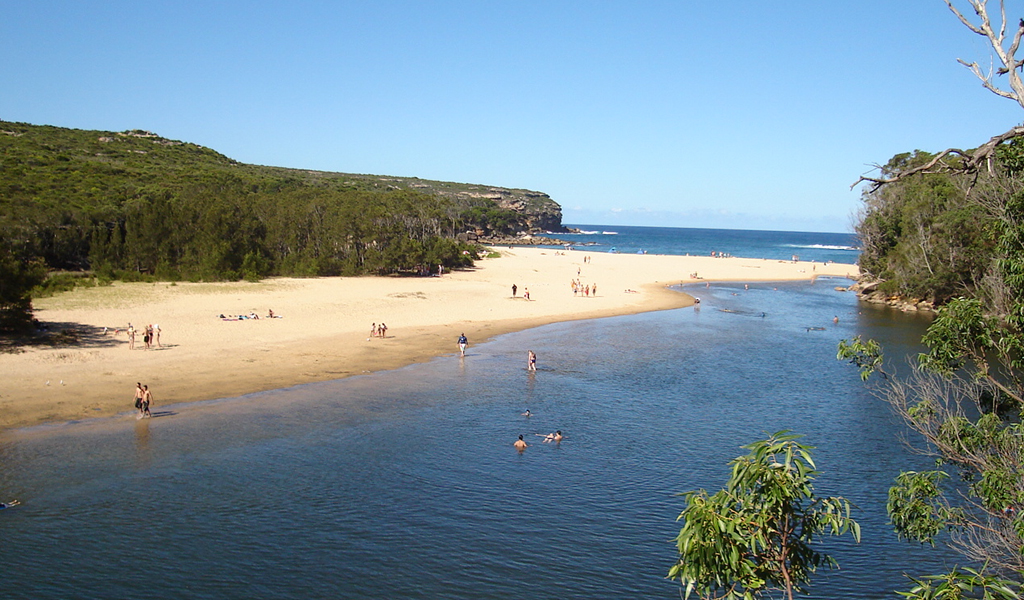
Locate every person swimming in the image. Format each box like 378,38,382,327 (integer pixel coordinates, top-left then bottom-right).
537,430,563,443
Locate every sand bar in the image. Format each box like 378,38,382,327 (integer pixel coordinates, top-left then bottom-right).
0,247,858,432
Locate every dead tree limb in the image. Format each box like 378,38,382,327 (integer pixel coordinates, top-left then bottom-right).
853,125,1024,192
854,1,1024,191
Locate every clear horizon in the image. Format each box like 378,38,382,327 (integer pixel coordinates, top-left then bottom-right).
562,222,857,235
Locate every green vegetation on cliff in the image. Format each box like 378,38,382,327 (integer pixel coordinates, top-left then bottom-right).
854,149,996,305
0,120,562,330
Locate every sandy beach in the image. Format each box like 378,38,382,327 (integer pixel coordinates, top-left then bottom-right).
0,247,858,432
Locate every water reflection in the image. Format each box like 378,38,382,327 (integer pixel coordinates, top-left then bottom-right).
133,419,151,468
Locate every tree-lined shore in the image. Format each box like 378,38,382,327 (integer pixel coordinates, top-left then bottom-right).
0,121,563,330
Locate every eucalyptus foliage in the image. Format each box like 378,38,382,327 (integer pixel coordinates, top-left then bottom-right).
669,432,860,600
0,121,535,280
855,150,995,305
0,120,540,327
897,566,1020,600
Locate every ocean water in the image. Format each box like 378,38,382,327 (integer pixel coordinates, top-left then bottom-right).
0,228,963,599
558,224,859,264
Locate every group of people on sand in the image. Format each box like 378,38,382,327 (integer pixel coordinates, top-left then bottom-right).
133,382,154,419
369,322,388,339
512,280,536,296
219,309,278,320
571,279,596,297
122,322,160,350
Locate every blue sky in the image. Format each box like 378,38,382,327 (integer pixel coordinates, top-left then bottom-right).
4,1,1024,233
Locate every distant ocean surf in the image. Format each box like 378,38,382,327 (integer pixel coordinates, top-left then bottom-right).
556,225,859,264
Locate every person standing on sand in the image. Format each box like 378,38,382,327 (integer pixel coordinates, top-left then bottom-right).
523,288,530,301
514,435,528,451
153,323,161,347
528,350,537,371
512,284,517,297
127,324,135,350
458,333,468,356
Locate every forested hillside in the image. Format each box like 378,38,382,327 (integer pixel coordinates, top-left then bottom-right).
854,141,1024,312
0,121,564,329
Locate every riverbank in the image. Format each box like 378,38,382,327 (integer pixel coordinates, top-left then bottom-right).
0,247,858,431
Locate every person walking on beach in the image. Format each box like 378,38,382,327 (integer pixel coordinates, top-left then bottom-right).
458,333,468,356
527,350,537,371
142,385,153,418
133,382,145,418
514,435,528,451
511,284,517,297
379,323,388,338
523,288,530,301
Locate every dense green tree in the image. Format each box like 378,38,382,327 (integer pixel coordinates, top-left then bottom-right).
841,3,1024,595
1,120,545,294
0,236,47,332
669,432,860,600
855,150,995,304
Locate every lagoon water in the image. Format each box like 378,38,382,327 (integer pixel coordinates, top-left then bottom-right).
0,228,962,599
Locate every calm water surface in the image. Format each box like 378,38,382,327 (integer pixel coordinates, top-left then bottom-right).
0,280,959,599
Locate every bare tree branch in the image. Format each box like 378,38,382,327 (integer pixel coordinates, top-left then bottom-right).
946,0,1024,107
855,2,1024,191
880,365,1024,573
853,125,1024,192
